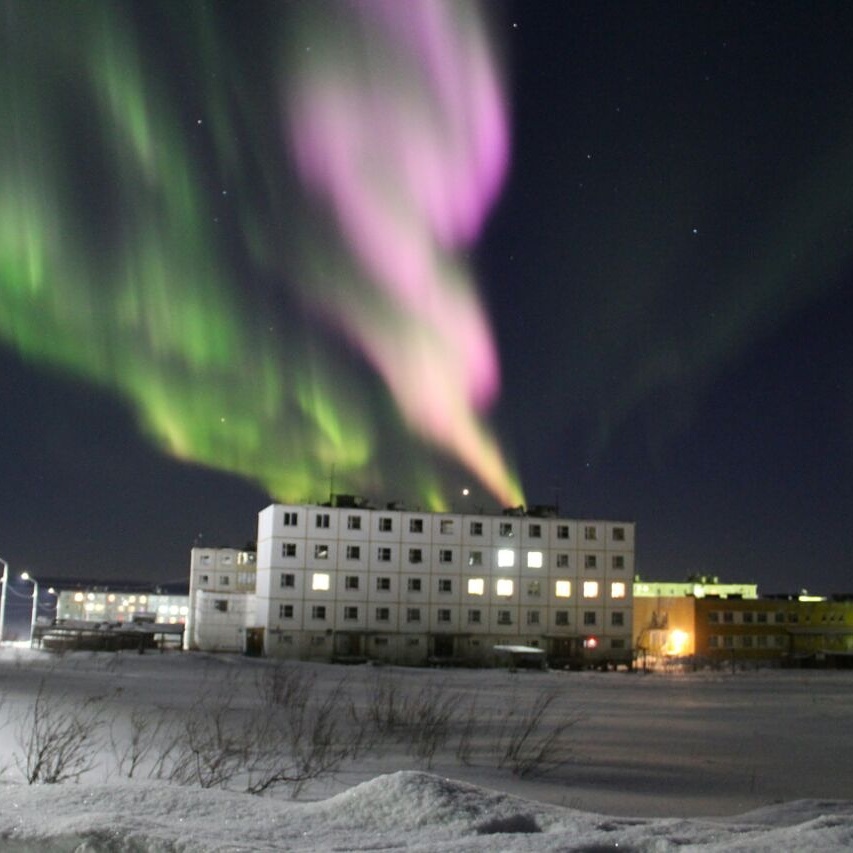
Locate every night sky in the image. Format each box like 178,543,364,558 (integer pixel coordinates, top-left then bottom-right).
1,1,852,594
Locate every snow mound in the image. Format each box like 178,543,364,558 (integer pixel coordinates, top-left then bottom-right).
0,775,852,852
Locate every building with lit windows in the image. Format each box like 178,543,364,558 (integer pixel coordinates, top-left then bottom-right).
252,500,635,667
56,586,189,627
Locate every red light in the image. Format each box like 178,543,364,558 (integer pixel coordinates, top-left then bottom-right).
584,636,598,649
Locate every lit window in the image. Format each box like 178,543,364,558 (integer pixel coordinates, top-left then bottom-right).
179,606,188,616
347,515,361,530
74,592,84,603
499,522,514,537
282,543,296,558
440,519,454,534
314,545,329,560
527,551,543,569
409,548,423,564
312,573,330,591
497,548,515,568
281,573,295,588
611,582,626,599
409,518,424,533
496,578,514,597
346,545,361,560
345,576,359,590
469,521,483,536
555,580,571,598
438,578,452,593
583,581,599,598
467,578,484,596
169,605,179,616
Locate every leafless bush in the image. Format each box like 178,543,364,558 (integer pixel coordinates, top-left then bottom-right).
496,689,579,778
108,706,174,779
15,680,106,784
365,669,405,737
398,682,458,768
455,698,479,766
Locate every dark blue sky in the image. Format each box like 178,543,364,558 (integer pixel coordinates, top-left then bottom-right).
1,1,852,594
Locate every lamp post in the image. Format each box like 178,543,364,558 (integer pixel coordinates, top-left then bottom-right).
0,557,7,645
20,572,38,645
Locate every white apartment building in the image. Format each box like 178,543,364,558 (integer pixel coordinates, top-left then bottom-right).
253,500,635,667
187,547,257,651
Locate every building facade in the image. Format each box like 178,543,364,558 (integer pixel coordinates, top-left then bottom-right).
254,501,635,667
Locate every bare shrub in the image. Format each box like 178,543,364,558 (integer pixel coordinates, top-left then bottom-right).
365,669,405,737
108,706,174,779
398,682,458,768
455,697,479,766
15,680,106,784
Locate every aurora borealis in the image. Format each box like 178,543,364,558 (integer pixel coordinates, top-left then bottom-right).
3,1,853,592
0,0,521,510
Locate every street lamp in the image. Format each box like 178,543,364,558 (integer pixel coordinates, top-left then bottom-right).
20,572,38,644
0,556,7,645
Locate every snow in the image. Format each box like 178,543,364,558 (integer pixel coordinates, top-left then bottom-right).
0,648,852,851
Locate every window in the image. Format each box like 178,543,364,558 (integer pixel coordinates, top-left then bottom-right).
774,612,785,623
611,638,626,649
407,637,420,646
496,578,514,597
467,578,484,596
344,606,358,621
527,580,541,597
437,608,451,623
584,525,597,541
709,635,719,648
379,517,393,532
610,582,626,599
346,545,361,560
312,573,330,591
375,607,390,622
787,612,799,624
757,612,768,624
469,521,483,536
468,551,483,566
311,605,326,620
612,526,625,541
583,581,599,598
407,577,422,592
584,554,597,569
497,610,512,625
757,635,768,647
527,551,543,569
281,573,295,589
742,635,753,648
723,611,734,624
406,608,421,623
278,635,293,645
438,578,453,593
374,637,389,647
499,522,514,537
555,610,569,626
556,524,569,540
440,519,454,534
282,543,296,558
200,574,210,585
347,515,361,530
316,513,330,529
345,575,359,591
497,548,515,568
556,553,569,568
377,547,391,562
279,604,293,619
220,575,230,586
409,518,424,533
527,610,540,625
213,600,228,613
528,523,542,538
408,548,423,564
583,611,596,626
743,611,754,624
468,609,482,624
311,636,326,646
708,611,720,623
439,549,453,564
314,545,329,559
376,577,391,591
555,580,571,598
611,611,624,626
612,555,625,570
283,511,298,526
723,635,734,648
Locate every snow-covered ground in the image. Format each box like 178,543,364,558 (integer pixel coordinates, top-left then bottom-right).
0,648,851,851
